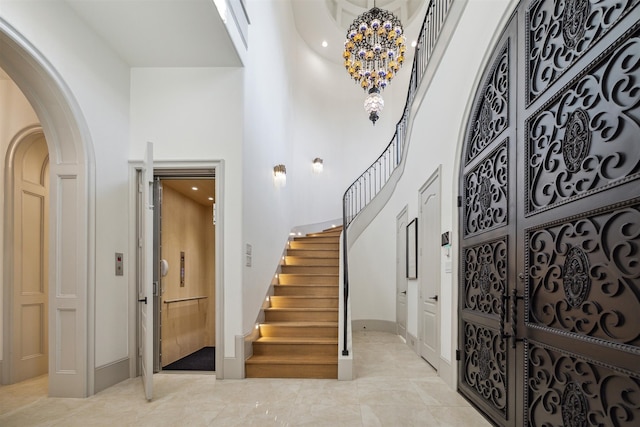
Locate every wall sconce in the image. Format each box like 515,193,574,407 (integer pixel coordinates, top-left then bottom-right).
273,164,286,187
312,157,324,173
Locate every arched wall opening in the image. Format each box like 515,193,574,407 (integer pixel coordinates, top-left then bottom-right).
0,18,95,398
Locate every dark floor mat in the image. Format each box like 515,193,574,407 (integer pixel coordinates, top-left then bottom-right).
163,347,215,371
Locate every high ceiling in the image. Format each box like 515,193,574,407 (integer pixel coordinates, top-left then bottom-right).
65,0,241,67
292,0,427,65
62,0,427,68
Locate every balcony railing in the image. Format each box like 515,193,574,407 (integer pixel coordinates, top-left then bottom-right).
341,0,454,356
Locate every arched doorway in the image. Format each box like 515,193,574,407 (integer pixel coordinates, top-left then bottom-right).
457,1,640,425
0,18,95,397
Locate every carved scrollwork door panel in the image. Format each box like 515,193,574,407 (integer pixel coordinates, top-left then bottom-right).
526,0,640,105
458,16,519,427
525,22,640,215
526,341,640,427
520,1,640,426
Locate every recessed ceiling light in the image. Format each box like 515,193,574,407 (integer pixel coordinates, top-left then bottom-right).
411,40,417,48
322,40,328,48
192,186,198,191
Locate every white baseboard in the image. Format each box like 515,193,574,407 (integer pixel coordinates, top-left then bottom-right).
95,358,129,393
352,319,396,333
223,335,245,379
338,353,353,381
438,356,455,389
406,332,419,354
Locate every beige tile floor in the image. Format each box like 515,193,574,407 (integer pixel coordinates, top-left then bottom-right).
0,331,490,426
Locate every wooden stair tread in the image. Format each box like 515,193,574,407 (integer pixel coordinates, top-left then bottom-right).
282,262,338,266
292,241,338,244
280,263,339,274
285,250,339,257
262,321,338,327
270,296,338,299
246,355,337,365
278,273,339,277
291,241,339,245
275,283,338,286
264,307,338,312
255,337,337,344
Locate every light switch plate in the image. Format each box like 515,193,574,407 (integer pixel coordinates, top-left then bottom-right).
115,252,124,276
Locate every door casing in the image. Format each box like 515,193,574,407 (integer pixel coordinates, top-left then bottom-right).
128,161,225,381
396,206,408,340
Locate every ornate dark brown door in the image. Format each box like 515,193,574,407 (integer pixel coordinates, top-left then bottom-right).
458,12,519,426
459,1,640,426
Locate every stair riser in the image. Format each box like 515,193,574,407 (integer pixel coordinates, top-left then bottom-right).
252,343,337,357
293,236,340,243
265,311,338,322
273,285,338,297
284,257,338,266
285,249,339,258
245,364,337,379
280,266,339,274
259,325,338,338
278,274,338,285
269,297,338,308
310,231,342,237
289,242,338,250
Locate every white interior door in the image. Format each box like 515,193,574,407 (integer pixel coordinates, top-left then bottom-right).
396,207,408,339
139,142,154,401
11,135,49,383
419,171,440,369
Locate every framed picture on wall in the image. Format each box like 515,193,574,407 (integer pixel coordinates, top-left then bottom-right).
406,218,418,279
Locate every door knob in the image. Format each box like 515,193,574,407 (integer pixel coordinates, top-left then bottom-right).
401,290,407,295
428,295,438,301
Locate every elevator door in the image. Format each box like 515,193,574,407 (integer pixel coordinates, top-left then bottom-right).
156,175,216,372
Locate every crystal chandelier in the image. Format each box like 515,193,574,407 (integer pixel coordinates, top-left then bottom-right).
343,6,406,124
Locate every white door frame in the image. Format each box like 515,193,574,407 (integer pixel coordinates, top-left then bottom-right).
1,20,95,397
418,166,441,370
396,206,408,339
128,160,225,380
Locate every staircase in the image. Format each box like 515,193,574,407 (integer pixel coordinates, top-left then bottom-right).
245,227,341,378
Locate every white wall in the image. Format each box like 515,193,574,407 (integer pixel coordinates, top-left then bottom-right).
129,67,243,357
288,16,418,227
241,0,298,335
238,0,420,337
348,0,511,376
0,0,131,368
